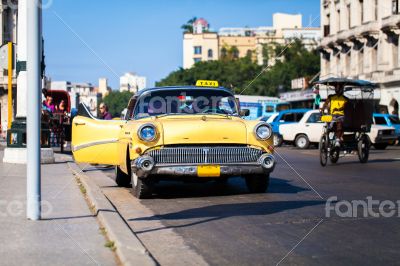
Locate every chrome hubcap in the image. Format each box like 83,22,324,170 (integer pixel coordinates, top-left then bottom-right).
298,137,306,148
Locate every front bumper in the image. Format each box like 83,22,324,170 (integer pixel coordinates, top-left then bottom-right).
131,154,276,178
374,135,397,144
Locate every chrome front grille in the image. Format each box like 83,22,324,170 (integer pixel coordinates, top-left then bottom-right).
147,146,263,165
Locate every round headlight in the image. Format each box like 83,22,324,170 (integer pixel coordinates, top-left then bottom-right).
255,123,272,140
138,124,157,142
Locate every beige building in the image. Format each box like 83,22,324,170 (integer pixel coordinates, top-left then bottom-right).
319,0,400,114
183,14,321,69
0,0,17,138
183,32,219,68
97,77,111,97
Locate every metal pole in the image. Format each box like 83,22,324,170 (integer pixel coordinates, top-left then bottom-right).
26,0,41,220
7,42,12,129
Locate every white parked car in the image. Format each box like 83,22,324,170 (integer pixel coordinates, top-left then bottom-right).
280,110,397,149
367,125,397,150
280,110,323,149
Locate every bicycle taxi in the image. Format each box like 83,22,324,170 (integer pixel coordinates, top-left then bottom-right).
314,78,376,166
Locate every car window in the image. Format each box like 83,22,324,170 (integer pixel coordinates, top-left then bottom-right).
307,113,321,123
281,113,295,122
265,105,274,113
389,116,400,124
374,116,388,125
295,113,304,122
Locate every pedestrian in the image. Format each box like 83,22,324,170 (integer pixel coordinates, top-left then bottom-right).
43,95,56,113
99,103,112,120
57,100,67,114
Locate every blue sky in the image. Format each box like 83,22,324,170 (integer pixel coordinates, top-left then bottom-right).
43,0,320,89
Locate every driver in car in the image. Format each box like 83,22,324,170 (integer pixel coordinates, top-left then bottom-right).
321,83,349,147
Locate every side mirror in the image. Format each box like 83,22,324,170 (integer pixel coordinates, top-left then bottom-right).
240,109,250,117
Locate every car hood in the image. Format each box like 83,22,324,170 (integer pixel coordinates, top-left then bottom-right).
155,115,248,145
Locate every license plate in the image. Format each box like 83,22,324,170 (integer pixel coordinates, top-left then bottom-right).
197,165,221,177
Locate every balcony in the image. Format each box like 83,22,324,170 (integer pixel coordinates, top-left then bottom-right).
320,21,380,48
381,14,400,34
355,21,380,37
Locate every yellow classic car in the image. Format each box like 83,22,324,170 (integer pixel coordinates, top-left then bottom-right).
72,81,275,198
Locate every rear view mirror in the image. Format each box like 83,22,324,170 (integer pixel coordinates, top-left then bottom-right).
240,109,250,117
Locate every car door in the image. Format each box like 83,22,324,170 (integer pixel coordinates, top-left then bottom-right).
303,112,324,142
71,105,125,165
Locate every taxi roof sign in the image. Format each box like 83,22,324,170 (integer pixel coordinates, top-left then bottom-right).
196,80,219,87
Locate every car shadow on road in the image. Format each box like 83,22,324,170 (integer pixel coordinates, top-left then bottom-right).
152,177,310,199
129,200,325,234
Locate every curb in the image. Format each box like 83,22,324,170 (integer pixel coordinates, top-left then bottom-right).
68,163,156,266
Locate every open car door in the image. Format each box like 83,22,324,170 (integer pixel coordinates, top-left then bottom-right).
72,104,125,165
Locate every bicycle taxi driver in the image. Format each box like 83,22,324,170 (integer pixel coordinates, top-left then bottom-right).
321,83,349,147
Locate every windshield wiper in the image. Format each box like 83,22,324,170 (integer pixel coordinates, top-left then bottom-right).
155,113,190,118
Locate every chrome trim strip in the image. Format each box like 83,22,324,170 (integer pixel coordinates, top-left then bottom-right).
72,138,119,152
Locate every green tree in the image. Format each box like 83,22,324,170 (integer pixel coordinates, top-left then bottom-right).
181,17,197,33
157,39,320,97
102,91,133,118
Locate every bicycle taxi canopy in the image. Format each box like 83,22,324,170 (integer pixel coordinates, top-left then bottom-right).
313,78,377,132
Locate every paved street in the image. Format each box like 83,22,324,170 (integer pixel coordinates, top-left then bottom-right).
100,146,400,266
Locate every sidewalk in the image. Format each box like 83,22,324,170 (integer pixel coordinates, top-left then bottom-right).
0,148,117,266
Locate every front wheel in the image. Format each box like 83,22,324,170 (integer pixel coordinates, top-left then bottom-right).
131,172,154,199
273,134,283,147
245,174,270,193
357,135,370,163
319,135,328,167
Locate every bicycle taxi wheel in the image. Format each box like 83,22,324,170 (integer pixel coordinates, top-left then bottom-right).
357,134,369,163
319,134,328,166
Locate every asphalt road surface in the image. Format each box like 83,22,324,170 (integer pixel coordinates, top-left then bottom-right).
102,146,400,266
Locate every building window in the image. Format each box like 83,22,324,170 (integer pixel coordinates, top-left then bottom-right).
246,50,252,58
207,49,213,59
393,0,399,14
194,46,202,55
347,4,351,29
194,58,201,63
324,25,330,37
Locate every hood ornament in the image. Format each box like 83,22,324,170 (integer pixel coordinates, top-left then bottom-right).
202,116,207,121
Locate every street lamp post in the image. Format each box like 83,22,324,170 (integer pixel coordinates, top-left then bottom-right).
26,0,42,220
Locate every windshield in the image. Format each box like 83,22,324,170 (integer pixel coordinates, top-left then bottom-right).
132,88,238,119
